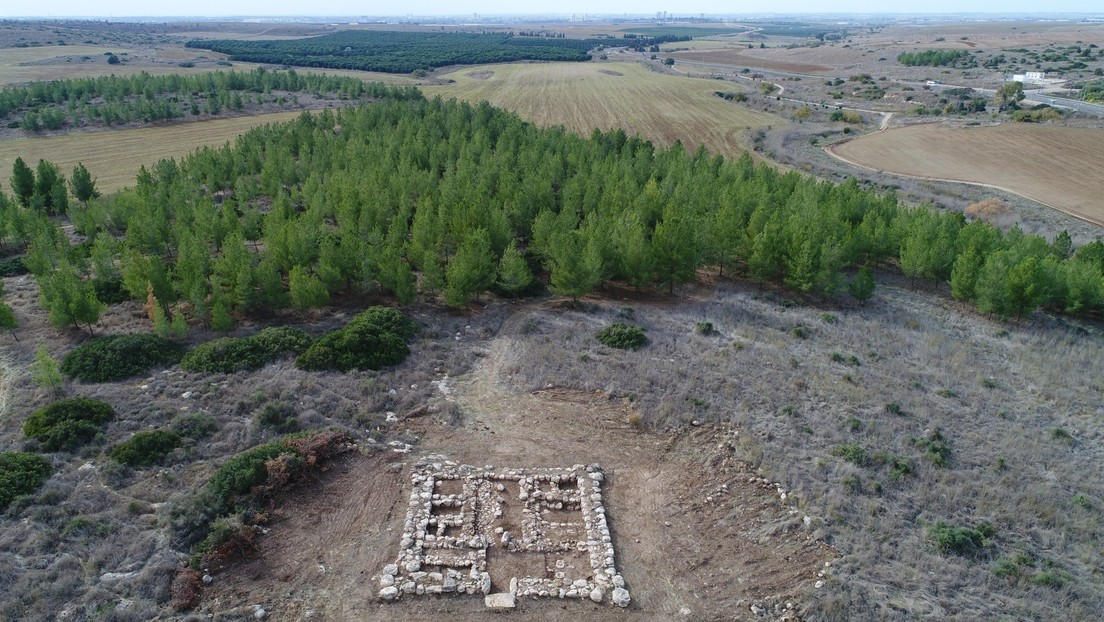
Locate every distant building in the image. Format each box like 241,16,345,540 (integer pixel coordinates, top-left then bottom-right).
1011,71,1048,84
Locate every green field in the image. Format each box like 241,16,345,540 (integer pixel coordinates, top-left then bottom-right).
0,111,305,195
422,62,779,159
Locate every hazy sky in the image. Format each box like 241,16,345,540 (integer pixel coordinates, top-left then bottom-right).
4,1,1103,18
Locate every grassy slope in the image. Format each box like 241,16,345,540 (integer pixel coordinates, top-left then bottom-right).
423,62,780,160
0,111,306,195
831,123,1104,226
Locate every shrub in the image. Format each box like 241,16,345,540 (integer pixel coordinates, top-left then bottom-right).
182,326,313,374
912,428,952,467
110,429,182,467
169,567,203,611
181,337,264,373
254,401,299,433
61,333,184,382
251,326,315,356
0,451,53,510
885,402,902,415
172,411,218,441
295,307,416,372
929,521,996,556
596,323,648,350
832,443,869,466
694,321,716,335
0,256,29,276
23,397,115,451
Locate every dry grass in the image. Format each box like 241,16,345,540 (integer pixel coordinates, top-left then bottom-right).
830,123,1104,226
0,111,306,195
0,42,422,87
422,62,780,160
497,279,1104,620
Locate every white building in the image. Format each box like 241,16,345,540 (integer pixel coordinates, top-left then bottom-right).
1011,71,1047,84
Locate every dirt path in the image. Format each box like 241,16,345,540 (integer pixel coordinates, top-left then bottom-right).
201,304,835,621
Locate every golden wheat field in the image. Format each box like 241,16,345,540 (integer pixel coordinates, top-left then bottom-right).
829,122,1104,226
422,62,781,159
0,112,306,195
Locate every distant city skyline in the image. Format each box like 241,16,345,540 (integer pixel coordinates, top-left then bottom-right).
2,1,1103,18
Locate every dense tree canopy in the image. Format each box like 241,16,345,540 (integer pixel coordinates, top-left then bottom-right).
0,86,1100,332
186,31,606,74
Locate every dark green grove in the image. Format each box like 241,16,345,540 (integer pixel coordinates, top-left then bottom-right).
2,87,1101,333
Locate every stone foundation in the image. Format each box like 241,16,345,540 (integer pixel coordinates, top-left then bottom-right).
379,456,630,608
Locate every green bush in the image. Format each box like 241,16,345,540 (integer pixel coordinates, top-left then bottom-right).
23,397,115,451
172,412,218,440
912,428,952,467
182,326,315,374
0,451,53,510
61,333,184,382
348,306,420,341
206,440,289,502
295,307,414,372
0,256,29,277
110,429,182,467
254,401,299,433
595,323,648,350
832,443,869,466
251,326,315,357
929,521,996,556
181,337,264,373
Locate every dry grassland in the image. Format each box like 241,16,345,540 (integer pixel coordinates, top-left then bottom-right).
0,111,305,195
668,47,834,74
829,123,1104,226
0,43,422,87
423,62,780,159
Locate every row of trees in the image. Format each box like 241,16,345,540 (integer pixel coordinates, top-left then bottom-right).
186,31,605,74
1,68,416,133
897,50,973,67
3,91,1102,336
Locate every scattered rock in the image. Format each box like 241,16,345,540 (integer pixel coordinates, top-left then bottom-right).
751,604,766,616
202,574,213,585
612,587,631,608
590,587,604,603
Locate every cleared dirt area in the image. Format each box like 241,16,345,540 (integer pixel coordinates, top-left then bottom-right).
423,62,780,160
828,123,1104,226
200,310,835,621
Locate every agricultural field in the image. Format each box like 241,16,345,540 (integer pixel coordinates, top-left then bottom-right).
0,111,304,194
829,123,1104,226
423,62,779,159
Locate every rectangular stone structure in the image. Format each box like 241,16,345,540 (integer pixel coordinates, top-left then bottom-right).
378,456,630,608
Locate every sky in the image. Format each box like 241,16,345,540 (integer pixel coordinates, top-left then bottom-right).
2,1,1102,18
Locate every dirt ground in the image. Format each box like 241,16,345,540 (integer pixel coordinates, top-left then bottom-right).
198,312,836,622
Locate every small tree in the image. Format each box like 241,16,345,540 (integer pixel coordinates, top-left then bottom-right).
994,81,1025,111
848,266,876,303
663,58,675,66
69,163,100,204
445,228,496,307
31,344,63,391
496,241,533,296
10,157,34,207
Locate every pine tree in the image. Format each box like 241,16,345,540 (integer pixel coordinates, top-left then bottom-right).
496,241,533,296
548,230,603,303
0,300,16,339
69,163,100,204
30,344,63,390
444,228,496,307
10,157,34,207
848,266,876,303
289,265,329,310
